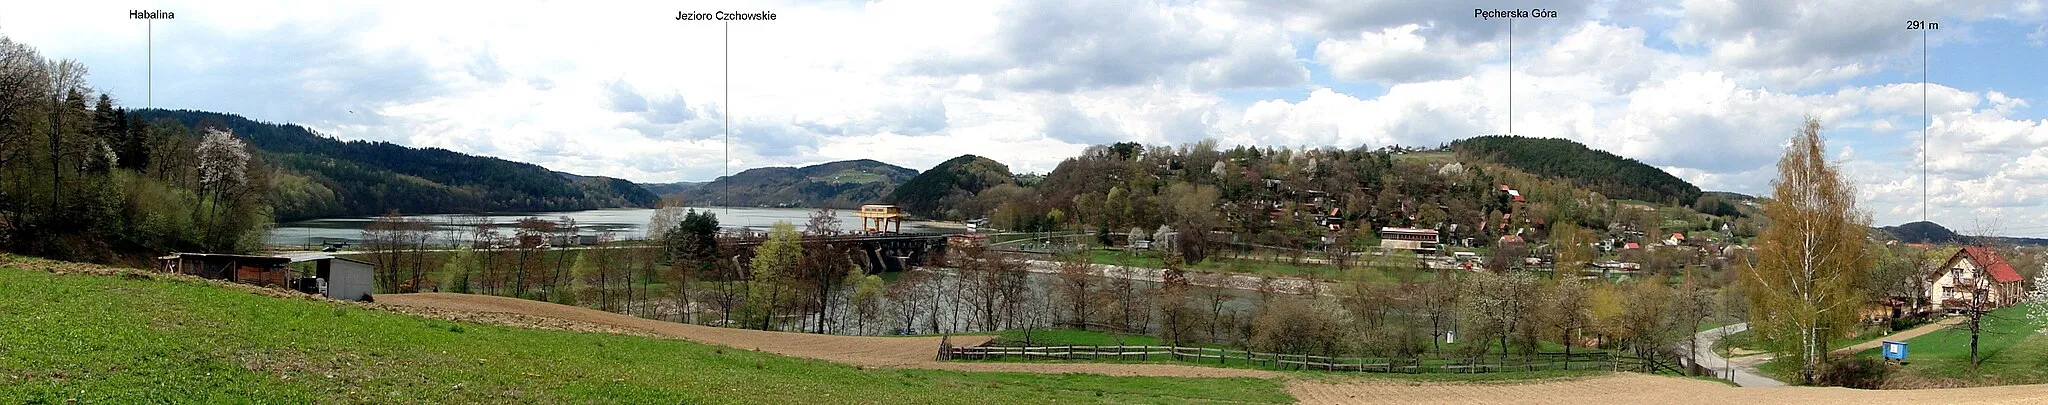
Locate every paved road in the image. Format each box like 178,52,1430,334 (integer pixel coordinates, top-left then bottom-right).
1688,323,1787,387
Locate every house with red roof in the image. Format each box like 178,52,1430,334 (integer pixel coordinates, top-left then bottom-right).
1923,246,2027,312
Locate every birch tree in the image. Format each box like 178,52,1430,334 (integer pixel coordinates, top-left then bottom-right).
1739,117,1872,385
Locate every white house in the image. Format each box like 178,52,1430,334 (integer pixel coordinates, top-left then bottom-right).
1923,247,2026,312
1379,227,1440,254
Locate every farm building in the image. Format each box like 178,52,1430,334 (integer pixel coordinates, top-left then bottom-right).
158,252,377,301
157,253,293,287
279,252,377,301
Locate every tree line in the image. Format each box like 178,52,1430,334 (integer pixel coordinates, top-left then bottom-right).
0,35,270,261
132,109,659,221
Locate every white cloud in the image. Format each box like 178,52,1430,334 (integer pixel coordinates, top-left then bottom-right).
1315,23,1501,84
8,0,2048,235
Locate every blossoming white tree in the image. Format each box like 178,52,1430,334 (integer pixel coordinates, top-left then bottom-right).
2030,270,2048,334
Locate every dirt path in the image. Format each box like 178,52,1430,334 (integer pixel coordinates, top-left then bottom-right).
1288,373,2048,404
377,293,1273,378
1835,316,1965,355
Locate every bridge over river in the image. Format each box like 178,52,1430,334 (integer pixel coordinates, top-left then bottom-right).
726,233,952,272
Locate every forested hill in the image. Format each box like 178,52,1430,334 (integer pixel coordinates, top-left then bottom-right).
1883,221,1964,244
674,159,917,209
886,155,1012,219
1450,136,1702,205
131,109,658,221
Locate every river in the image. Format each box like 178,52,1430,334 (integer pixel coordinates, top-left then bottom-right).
267,207,961,248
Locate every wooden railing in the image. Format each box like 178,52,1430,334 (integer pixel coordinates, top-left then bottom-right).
939,344,1663,374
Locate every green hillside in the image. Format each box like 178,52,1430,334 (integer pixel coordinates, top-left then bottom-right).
0,258,1286,404
130,109,659,221
887,155,1013,219
1451,136,1703,206
677,159,918,208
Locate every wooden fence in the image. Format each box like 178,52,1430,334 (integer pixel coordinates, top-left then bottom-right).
939,344,1675,374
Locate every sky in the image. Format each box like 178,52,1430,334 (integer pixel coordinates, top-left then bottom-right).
6,0,2048,235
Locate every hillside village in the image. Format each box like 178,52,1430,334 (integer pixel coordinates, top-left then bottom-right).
4,14,2048,403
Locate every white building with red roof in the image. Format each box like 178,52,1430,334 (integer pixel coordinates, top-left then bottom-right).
1924,246,2027,311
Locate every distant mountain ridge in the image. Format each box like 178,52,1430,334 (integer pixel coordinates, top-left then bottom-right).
638,181,704,197
132,109,658,221
674,159,918,208
1880,220,2048,246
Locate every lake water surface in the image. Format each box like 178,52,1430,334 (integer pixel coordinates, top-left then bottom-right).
267,207,957,248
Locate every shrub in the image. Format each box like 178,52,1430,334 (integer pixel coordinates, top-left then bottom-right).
1818,356,1891,389
1889,315,1931,332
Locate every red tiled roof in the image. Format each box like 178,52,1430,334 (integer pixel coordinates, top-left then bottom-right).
1960,246,2024,283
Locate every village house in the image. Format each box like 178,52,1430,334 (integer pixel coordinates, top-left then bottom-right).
1663,232,1686,246
1923,247,2027,312
1379,227,1440,254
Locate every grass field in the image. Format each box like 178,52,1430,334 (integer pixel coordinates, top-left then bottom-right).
971,328,1637,378
0,265,1291,404
1870,306,2048,385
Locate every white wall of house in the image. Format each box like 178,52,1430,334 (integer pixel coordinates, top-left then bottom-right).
1926,254,2010,307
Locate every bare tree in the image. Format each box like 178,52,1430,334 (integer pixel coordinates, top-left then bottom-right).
1155,268,1200,345
1054,254,1099,329
42,59,87,208
361,212,406,293
886,269,935,334
806,207,841,236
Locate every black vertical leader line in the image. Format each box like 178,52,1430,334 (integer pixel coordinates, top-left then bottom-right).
1922,26,1928,222
725,19,730,218
1508,16,1513,136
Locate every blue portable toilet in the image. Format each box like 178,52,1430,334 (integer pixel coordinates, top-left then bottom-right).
1881,341,1908,360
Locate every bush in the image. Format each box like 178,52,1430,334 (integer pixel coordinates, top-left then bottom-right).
1889,315,1931,332
1818,356,1891,389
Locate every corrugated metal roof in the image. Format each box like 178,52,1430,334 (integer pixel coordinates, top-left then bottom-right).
274,252,375,266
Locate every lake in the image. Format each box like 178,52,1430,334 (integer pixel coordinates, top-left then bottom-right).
267,207,959,248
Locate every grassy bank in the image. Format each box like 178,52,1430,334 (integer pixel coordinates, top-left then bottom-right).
1872,306,2048,385
0,263,1290,404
